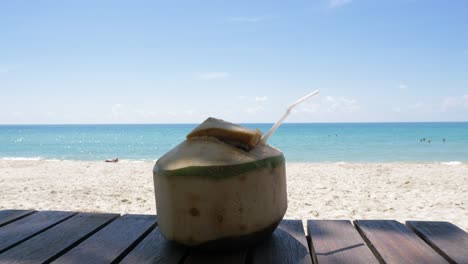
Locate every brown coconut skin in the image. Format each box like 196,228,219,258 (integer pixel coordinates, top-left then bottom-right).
153,149,287,250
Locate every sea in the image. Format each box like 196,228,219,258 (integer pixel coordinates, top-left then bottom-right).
0,122,467,163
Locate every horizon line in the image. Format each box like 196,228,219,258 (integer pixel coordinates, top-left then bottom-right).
1,121,468,126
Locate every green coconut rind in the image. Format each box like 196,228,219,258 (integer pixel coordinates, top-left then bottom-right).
154,154,284,179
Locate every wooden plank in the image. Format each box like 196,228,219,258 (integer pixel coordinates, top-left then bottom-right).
407,221,468,264
0,210,75,254
355,220,449,264
0,212,118,264
120,226,188,264
185,249,247,264
0,210,35,227
307,220,379,264
250,219,312,264
52,214,157,264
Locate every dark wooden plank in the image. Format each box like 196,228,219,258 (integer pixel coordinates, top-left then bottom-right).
307,220,379,264
407,221,468,264
355,220,448,264
0,212,118,264
0,210,35,227
52,214,157,264
120,226,188,264
185,249,247,264
0,211,75,254
250,219,312,264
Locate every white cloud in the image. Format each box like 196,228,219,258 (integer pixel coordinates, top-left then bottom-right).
134,109,158,119
198,72,229,80
0,64,19,73
325,96,360,113
398,84,408,89
439,94,468,112
392,102,424,113
440,97,460,112
328,0,352,8
461,94,468,109
229,16,265,23
392,107,402,113
408,101,424,110
390,95,468,114
245,105,264,114
147,111,158,118
238,95,268,102
45,111,56,117
111,103,144,121
111,104,161,121
111,104,124,115
295,95,360,115
301,103,321,113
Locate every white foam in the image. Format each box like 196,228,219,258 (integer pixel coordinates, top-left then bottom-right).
1,157,43,161
119,159,152,163
440,161,463,166
14,137,24,143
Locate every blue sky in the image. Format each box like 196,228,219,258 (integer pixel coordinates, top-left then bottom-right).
1,0,467,124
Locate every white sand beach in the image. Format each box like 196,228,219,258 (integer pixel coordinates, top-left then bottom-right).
0,160,467,231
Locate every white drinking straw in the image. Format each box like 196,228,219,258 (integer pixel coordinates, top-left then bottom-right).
260,90,320,144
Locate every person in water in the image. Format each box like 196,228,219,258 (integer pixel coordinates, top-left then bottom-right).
105,157,119,162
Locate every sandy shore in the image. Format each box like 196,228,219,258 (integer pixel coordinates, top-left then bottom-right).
0,160,467,231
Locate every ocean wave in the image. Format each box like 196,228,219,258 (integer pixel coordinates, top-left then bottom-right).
0,157,157,163
1,157,44,161
119,159,155,163
440,161,463,165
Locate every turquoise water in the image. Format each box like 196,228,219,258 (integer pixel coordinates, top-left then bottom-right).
0,123,467,162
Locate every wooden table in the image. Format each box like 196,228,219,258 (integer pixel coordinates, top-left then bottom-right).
0,210,466,263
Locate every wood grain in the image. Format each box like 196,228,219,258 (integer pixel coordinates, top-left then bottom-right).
308,220,379,264
0,212,118,264
407,221,468,264
0,211,75,254
2,209,465,264
120,226,187,264
0,210,35,228
250,220,312,264
52,214,156,264
355,220,448,264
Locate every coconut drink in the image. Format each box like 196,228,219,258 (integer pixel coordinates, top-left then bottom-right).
153,91,319,250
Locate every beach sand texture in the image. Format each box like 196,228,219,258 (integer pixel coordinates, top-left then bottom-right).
0,160,466,231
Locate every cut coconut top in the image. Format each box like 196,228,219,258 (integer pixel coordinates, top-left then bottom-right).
186,117,262,151
155,137,283,177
